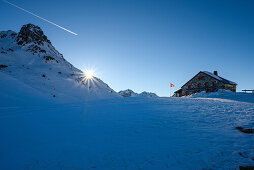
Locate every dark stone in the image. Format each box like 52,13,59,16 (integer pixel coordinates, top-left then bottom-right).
43,56,59,63
44,56,55,61
239,166,254,170
40,49,46,53
10,33,17,38
26,45,41,53
16,23,51,46
236,127,254,134
1,34,7,39
1,51,7,54
42,74,46,78
7,48,14,52
58,72,62,74
0,64,8,69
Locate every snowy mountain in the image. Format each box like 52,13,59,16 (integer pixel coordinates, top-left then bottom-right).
0,24,120,102
138,91,159,98
119,89,139,97
119,89,158,98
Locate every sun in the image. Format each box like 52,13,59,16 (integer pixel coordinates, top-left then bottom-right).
84,69,95,79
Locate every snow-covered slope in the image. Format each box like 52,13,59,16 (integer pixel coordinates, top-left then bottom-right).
119,89,158,98
0,97,253,169
0,24,120,102
188,89,254,103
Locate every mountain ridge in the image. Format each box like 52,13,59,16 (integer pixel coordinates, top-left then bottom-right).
119,89,158,98
0,24,121,102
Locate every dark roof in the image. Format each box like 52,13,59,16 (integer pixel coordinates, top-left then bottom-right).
181,71,237,88
201,71,237,85
174,89,182,93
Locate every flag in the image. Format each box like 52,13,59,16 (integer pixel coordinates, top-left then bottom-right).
170,83,175,87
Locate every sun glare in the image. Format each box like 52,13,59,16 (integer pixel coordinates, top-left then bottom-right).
84,69,95,79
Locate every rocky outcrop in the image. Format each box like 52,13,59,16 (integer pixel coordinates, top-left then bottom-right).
16,23,51,46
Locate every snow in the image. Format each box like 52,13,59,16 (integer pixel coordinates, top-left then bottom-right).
189,89,254,103
0,96,254,169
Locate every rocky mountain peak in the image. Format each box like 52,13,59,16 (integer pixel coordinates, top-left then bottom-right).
16,23,51,46
119,89,158,98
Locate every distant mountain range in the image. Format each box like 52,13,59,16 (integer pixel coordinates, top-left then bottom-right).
0,24,120,102
119,89,158,98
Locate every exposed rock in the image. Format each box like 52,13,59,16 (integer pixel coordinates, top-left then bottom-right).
16,23,51,46
7,48,14,52
1,51,7,54
0,34,7,39
26,44,46,54
43,56,59,63
0,64,8,69
236,127,254,134
239,166,254,170
10,32,17,38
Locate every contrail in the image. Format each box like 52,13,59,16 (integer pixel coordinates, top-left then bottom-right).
2,0,78,36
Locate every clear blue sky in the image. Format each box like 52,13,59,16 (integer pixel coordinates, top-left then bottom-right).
1,0,254,96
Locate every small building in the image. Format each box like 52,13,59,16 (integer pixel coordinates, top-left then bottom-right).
174,71,237,97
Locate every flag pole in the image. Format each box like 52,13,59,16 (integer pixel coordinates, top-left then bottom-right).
170,86,171,97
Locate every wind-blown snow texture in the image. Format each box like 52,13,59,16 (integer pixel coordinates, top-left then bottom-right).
0,24,120,102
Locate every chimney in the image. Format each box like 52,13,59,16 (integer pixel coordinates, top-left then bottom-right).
213,71,218,76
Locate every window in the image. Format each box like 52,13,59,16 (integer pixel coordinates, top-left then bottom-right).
198,76,204,80
212,81,216,86
188,85,191,89
204,82,209,87
197,83,201,87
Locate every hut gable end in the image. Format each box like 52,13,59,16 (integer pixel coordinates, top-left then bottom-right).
182,72,219,91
